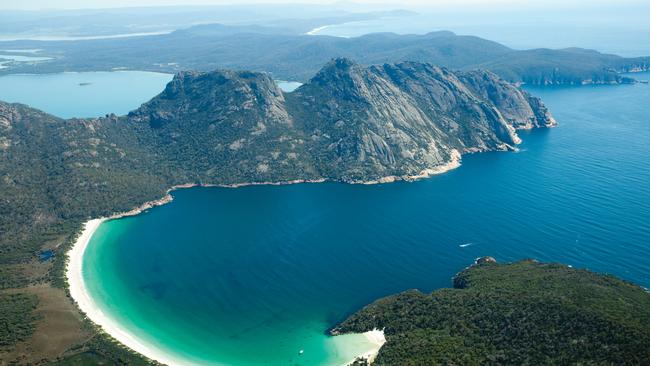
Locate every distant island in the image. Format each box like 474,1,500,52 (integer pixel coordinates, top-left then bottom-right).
0,26,647,85
333,258,650,365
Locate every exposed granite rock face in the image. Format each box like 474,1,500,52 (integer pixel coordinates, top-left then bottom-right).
36,58,550,185
1,58,556,189
458,70,557,130
131,70,292,129
287,59,555,180
125,69,317,183
115,59,555,183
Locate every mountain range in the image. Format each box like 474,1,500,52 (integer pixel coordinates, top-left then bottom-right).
1,26,647,85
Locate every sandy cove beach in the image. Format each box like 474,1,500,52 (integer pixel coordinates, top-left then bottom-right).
67,217,387,366
66,218,199,365
67,217,387,365
342,329,387,365
65,164,473,365
364,329,387,363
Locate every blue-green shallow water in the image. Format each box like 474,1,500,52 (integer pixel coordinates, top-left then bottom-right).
0,71,172,118
83,73,650,365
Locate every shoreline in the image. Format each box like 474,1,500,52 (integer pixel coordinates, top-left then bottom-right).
64,158,465,365
341,329,386,366
305,25,331,35
354,149,462,185
66,219,198,366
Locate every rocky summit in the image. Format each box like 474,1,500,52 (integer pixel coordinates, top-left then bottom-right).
123,58,556,184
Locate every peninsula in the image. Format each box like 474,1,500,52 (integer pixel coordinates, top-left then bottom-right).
0,59,555,363
333,258,650,365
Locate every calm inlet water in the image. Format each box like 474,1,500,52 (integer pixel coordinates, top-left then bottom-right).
0,71,172,118
0,71,303,118
82,72,650,365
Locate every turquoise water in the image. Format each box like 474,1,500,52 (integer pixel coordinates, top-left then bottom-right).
82,72,650,365
0,71,172,118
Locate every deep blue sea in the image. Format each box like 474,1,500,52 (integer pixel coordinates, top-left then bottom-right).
80,71,650,365
1,58,647,364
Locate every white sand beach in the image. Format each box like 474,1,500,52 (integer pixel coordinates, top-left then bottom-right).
339,329,386,366
65,185,388,366
67,218,201,366
305,25,331,35
362,329,387,363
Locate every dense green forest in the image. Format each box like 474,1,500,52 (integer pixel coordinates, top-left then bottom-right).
0,27,647,84
334,259,650,365
0,293,39,350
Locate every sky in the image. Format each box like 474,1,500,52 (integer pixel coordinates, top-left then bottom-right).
0,0,639,11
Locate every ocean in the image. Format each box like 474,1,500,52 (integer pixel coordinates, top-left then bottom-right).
79,71,650,365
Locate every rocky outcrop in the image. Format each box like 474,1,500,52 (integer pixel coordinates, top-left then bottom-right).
123,59,556,183
263,59,555,181
475,256,497,265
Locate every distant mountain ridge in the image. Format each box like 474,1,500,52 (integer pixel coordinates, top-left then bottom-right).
1,26,648,85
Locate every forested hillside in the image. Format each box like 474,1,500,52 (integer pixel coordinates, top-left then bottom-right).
334,259,650,365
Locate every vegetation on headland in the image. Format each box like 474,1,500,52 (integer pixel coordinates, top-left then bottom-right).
0,59,551,364
49,331,159,366
0,293,39,350
333,258,650,365
0,27,647,85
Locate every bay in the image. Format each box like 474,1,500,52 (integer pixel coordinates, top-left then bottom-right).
82,73,650,365
0,71,172,118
